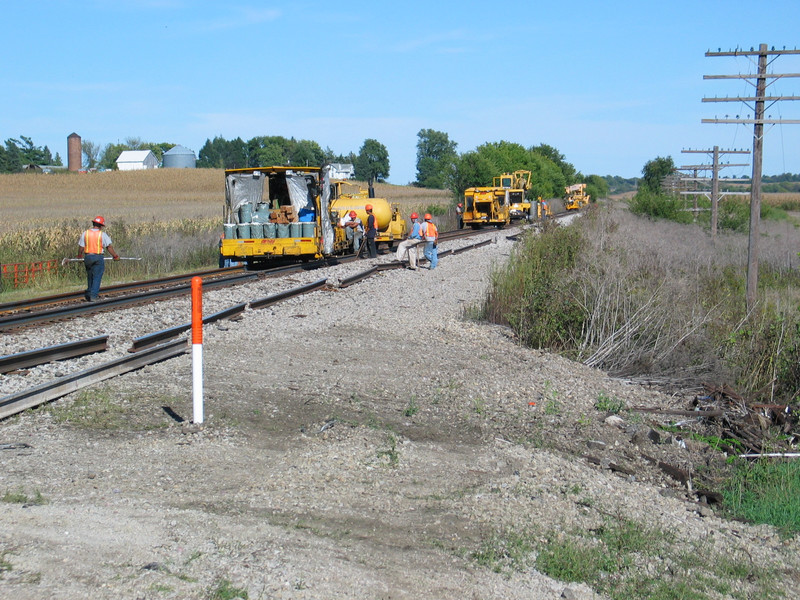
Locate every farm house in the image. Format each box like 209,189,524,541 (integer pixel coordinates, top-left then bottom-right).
116,150,159,171
330,163,355,179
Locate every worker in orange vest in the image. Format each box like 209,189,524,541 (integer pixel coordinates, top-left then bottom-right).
77,216,120,302
420,213,439,269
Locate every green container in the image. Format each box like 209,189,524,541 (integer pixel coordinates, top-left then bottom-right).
250,223,264,238
263,223,276,238
301,222,315,238
277,223,290,238
237,223,251,239
239,204,253,223
289,222,302,238
223,224,236,239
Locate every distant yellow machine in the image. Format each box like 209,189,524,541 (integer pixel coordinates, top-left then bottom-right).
564,183,591,211
493,170,533,220
462,186,511,229
463,170,535,229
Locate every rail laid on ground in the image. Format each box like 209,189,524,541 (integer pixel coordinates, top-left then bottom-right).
0,339,188,420
0,336,109,374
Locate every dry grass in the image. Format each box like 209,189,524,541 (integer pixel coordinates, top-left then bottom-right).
0,171,453,233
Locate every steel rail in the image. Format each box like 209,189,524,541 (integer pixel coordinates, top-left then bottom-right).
0,272,258,332
0,266,246,314
129,302,248,352
0,335,109,374
249,278,329,310
0,338,188,421
339,267,378,288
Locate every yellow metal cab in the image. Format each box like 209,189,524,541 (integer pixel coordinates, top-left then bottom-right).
462,186,512,229
564,183,590,211
493,170,533,220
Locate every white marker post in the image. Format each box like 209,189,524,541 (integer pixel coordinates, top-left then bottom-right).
191,276,204,424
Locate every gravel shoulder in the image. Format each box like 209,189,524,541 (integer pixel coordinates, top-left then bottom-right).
1,223,798,599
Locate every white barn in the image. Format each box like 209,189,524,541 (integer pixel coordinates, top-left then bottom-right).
116,150,159,171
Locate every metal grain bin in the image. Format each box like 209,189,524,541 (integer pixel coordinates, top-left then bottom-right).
162,145,196,168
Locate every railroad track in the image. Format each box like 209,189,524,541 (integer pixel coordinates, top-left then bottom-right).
0,225,519,421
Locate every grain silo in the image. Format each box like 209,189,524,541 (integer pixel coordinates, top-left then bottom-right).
162,145,196,168
67,132,81,171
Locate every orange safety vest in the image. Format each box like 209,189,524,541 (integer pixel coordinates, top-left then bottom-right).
420,221,438,241
84,229,104,254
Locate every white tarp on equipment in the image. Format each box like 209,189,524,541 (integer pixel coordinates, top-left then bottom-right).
225,171,264,223
319,165,334,254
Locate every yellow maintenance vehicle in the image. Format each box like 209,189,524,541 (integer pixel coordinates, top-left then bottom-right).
564,183,590,211
220,166,407,266
462,185,511,229
329,180,407,249
493,170,533,220
220,165,349,266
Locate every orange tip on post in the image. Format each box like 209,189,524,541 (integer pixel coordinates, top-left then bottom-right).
191,276,203,344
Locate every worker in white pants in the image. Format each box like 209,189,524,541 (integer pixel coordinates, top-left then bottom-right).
395,212,424,270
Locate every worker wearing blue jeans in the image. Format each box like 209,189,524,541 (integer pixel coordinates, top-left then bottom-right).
77,216,119,302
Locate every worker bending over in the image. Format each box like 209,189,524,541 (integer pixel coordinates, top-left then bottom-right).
395,212,424,270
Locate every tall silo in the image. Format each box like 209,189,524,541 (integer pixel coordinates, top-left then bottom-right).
67,132,82,171
162,145,196,168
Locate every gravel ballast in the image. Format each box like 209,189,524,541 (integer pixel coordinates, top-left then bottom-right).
1,222,798,600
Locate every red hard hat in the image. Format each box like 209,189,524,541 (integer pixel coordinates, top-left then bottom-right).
457,203,462,207
349,210,357,218
92,216,106,226
424,213,432,221
365,204,373,211
410,212,419,219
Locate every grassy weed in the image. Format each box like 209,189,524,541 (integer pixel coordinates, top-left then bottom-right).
209,578,249,600
721,458,800,536
1,488,46,505
481,201,800,402
469,518,782,599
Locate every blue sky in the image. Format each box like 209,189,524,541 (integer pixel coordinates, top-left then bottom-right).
3,0,800,184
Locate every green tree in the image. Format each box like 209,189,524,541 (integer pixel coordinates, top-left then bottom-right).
2,139,22,172
354,138,390,185
82,139,102,168
415,129,458,189
531,143,577,183
448,151,497,196
641,156,675,192
289,139,325,167
584,174,609,201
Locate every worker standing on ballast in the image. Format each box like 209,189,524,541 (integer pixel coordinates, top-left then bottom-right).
420,213,438,270
456,202,463,229
77,215,119,302
364,204,378,258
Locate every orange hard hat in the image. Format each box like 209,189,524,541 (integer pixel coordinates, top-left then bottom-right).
424,213,432,221
349,210,357,218
410,212,419,219
365,204,373,211
92,216,106,226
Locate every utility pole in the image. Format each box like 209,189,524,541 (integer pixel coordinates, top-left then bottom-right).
703,44,800,310
678,147,750,236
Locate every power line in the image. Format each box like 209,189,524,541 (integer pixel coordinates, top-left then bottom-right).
703,43,800,310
